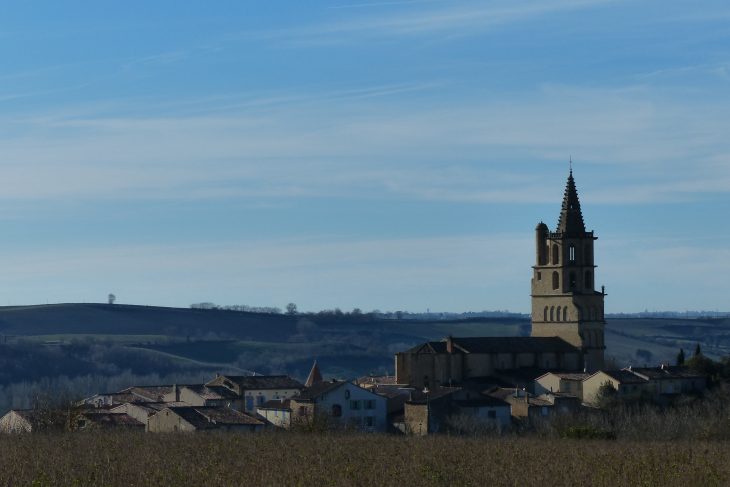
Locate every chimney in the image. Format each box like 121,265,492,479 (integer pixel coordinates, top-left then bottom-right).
172,384,180,402
523,388,528,404
446,335,454,354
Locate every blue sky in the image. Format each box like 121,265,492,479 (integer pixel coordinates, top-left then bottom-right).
0,0,729,312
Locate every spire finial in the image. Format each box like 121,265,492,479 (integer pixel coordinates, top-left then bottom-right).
569,156,573,175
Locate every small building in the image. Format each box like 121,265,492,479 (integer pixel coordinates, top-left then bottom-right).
163,384,241,409
109,402,179,426
289,380,388,432
487,388,555,421
147,406,264,433
205,375,304,413
535,372,591,400
629,366,707,396
582,370,648,405
256,399,291,428
403,387,511,435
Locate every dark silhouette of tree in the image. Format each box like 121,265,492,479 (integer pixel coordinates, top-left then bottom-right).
676,348,685,366
695,343,702,357
286,303,298,315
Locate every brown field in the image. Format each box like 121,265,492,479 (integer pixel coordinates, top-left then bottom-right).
1,432,727,487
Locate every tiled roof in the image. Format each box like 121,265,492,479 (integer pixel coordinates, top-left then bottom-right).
168,406,263,429
405,337,578,355
184,384,238,400
628,366,705,380
539,372,592,381
295,380,346,401
123,386,175,402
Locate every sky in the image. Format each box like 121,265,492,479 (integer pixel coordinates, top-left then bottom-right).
0,0,729,313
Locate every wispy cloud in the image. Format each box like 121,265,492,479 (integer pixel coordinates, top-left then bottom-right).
0,81,729,205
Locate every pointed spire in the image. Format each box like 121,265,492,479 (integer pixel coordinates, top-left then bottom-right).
556,166,586,235
305,360,323,388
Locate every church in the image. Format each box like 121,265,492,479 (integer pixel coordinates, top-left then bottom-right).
395,169,606,389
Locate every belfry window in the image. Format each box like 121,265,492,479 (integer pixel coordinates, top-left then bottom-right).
552,245,560,265
552,271,559,290
569,245,576,262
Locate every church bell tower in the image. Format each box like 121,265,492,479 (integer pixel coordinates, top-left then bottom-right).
531,168,605,370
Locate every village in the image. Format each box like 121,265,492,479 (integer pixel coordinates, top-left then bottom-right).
0,171,713,436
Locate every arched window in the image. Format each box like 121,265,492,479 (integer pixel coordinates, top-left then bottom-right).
543,306,548,322
552,244,560,265
552,271,560,290
563,307,568,321
550,306,554,321
569,244,576,262
585,271,592,289
569,272,577,289
331,404,342,417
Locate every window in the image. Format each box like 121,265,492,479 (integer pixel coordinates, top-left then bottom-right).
569,244,576,262
487,410,496,419
552,271,560,290
256,395,265,406
543,306,548,322
350,400,361,410
549,306,554,322
562,307,568,321
552,244,560,265
537,271,542,281
331,404,342,417
344,389,351,399
364,400,375,410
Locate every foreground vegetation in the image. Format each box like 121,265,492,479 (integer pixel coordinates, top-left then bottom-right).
0,431,727,486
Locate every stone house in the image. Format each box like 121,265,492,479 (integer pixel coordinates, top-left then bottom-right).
535,372,591,400
205,375,304,413
403,387,511,435
582,370,648,405
147,406,264,433
289,380,388,432
109,402,176,426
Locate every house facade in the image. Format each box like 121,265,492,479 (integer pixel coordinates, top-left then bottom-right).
289,380,388,432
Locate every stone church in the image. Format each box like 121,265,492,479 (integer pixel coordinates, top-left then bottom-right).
395,169,606,389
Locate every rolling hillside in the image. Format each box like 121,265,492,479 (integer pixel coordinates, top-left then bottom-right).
0,303,725,385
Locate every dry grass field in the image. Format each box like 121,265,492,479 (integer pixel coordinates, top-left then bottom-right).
1,432,727,487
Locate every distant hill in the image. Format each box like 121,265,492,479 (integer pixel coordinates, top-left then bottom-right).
0,303,726,413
